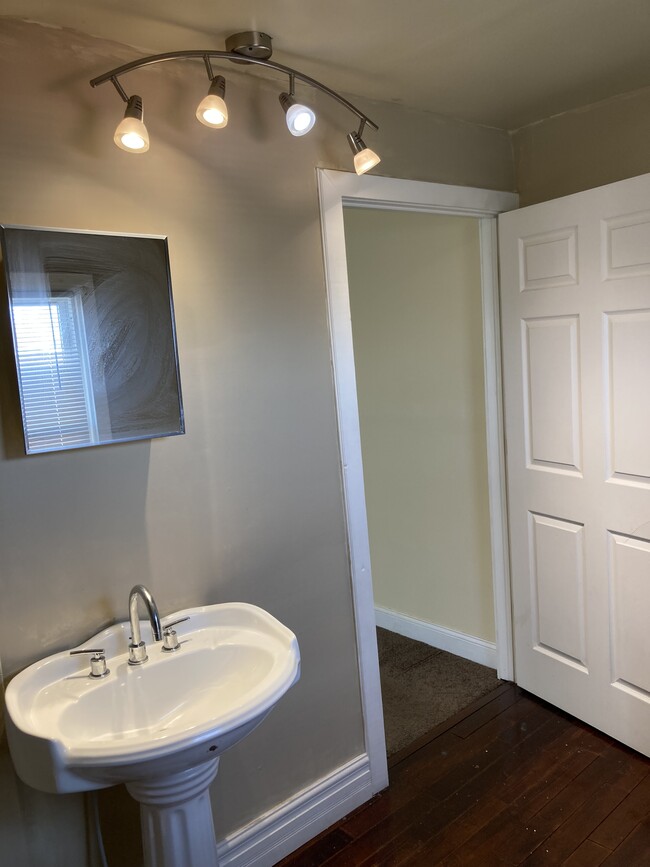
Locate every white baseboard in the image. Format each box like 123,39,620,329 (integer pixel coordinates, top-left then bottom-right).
217,754,373,866
375,606,497,669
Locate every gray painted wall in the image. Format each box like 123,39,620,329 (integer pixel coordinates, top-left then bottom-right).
512,86,650,205
0,18,514,865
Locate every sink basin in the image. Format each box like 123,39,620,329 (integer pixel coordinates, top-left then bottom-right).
5,602,300,794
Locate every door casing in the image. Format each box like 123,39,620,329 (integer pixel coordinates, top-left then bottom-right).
317,168,518,794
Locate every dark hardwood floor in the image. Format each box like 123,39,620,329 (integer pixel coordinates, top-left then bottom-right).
278,684,650,866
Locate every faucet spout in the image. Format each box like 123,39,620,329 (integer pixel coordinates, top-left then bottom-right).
128,584,162,665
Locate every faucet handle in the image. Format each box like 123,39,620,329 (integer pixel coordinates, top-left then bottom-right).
163,616,190,632
162,616,190,652
70,648,110,678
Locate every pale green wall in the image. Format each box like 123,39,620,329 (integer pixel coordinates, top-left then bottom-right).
343,209,495,642
513,86,650,205
0,17,514,865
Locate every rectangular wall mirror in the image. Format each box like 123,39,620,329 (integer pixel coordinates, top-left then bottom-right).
1,226,184,454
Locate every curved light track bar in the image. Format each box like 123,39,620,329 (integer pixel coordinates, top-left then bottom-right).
90,50,379,132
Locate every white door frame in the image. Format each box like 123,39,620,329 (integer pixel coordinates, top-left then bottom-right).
317,168,518,793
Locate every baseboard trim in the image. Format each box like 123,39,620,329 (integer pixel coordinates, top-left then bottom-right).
375,606,497,669
217,753,373,866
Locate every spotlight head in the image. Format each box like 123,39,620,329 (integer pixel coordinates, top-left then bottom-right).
347,130,380,175
279,92,316,137
114,95,149,153
196,75,228,128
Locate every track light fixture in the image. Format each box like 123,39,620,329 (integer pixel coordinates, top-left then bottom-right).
90,31,380,173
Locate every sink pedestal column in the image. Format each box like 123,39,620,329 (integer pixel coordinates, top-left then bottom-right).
127,758,220,867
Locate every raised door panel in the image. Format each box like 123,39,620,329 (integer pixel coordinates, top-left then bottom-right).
523,316,581,473
605,310,650,484
529,513,587,670
602,211,650,279
608,532,650,701
519,228,578,290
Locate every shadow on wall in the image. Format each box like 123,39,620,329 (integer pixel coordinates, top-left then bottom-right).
0,732,88,865
96,785,143,866
0,728,146,867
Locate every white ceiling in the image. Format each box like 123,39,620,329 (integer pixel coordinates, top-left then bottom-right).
4,0,650,129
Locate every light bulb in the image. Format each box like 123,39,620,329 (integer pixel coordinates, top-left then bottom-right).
347,130,380,175
286,103,315,136
114,120,149,152
196,76,228,129
279,93,316,137
353,147,381,176
114,95,149,153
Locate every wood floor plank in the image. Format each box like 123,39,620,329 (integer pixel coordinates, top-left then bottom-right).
589,771,650,850
280,828,354,867
396,734,639,867
496,727,600,818
449,685,522,739
414,702,560,804
402,724,598,867
520,748,650,866
562,839,611,867
433,740,610,867
403,795,510,866
432,736,600,865
437,807,554,866
390,693,546,789
599,818,650,866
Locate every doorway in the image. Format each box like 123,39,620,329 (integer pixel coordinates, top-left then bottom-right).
342,207,501,756
317,169,518,794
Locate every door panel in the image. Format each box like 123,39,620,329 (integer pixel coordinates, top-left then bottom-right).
606,310,650,480
499,173,650,756
529,512,587,668
609,532,650,699
523,315,582,471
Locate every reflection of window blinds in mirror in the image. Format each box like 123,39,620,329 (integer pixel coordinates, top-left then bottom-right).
12,297,97,452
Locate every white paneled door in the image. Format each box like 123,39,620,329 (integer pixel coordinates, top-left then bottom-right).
499,173,650,756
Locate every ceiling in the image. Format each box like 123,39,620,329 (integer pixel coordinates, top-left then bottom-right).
4,0,650,129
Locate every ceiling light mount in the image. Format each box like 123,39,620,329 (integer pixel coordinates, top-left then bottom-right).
225,31,273,62
90,30,380,171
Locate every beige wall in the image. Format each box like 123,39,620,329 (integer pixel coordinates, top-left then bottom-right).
0,18,514,865
343,209,495,642
513,86,650,205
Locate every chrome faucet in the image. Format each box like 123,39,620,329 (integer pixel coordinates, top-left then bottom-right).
128,584,163,665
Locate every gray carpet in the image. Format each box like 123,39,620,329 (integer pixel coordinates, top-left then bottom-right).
378,627,500,756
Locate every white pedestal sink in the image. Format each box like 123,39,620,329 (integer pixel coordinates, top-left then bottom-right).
4,603,300,867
